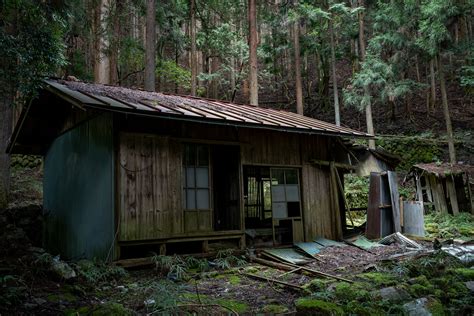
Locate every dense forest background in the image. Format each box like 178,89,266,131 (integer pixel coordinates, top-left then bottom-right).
1,0,474,205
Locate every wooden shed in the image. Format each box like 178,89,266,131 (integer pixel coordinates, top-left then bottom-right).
350,146,401,176
8,79,371,260
411,163,474,215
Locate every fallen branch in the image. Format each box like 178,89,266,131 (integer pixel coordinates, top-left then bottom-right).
241,272,305,292
248,256,352,283
279,267,302,277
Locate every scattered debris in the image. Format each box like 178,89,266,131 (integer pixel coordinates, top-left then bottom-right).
379,232,423,250
346,235,383,251
313,237,346,248
294,242,323,257
262,248,312,265
441,244,474,263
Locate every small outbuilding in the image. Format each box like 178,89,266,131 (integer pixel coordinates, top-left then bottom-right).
350,145,401,176
8,79,371,260
410,163,474,215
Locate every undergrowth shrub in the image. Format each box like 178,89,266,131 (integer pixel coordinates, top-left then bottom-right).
74,260,127,284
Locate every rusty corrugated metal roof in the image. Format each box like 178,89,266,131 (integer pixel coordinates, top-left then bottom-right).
44,79,371,138
413,163,474,177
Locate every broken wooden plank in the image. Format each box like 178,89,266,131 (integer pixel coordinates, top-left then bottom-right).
249,256,352,283
262,248,313,265
388,171,402,233
279,267,302,277
366,172,382,239
446,175,459,215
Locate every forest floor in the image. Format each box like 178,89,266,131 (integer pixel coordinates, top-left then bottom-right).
1,166,474,315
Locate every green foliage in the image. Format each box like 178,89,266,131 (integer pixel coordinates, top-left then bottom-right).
156,60,191,89
424,212,474,240
214,249,246,269
0,0,67,100
144,279,184,312
416,0,459,57
74,260,128,284
344,174,369,209
152,254,211,280
376,135,442,170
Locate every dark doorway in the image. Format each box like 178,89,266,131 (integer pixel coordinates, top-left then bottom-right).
212,145,240,231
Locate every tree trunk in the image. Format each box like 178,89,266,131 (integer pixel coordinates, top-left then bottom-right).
293,8,303,115
109,0,122,85
437,55,456,164
358,0,375,148
248,0,258,105
210,57,219,99
190,0,197,96
93,0,111,84
0,93,12,209
329,16,340,125
358,0,366,61
429,57,436,111
144,0,156,91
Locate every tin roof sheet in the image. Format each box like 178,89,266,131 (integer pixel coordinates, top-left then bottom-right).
45,79,372,138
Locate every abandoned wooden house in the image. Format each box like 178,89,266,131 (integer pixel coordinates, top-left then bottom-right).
411,163,474,215
8,79,371,260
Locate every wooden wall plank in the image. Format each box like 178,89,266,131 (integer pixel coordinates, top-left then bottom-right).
118,133,183,241
446,176,459,215
387,171,401,232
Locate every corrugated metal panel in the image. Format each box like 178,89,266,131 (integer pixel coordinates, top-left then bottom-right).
45,80,371,138
43,114,114,260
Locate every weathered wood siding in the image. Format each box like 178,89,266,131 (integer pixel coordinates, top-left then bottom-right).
117,118,345,242
240,129,340,241
118,133,183,241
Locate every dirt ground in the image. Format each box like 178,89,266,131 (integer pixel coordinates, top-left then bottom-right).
1,165,473,315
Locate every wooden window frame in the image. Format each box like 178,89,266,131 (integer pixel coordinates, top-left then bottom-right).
182,143,212,212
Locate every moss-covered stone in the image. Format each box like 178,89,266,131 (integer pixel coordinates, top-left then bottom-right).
215,298,248,313
356,272,397,286
295,298,344,315
261,304,289,314
334,282,369,301
427,299,446,316
452,268,474,281
304,279,333,292
228,275,241,285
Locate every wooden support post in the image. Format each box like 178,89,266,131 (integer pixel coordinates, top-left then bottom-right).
466,174,474,215
202,240,209,253
334,167,355,227
159,243,166,256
